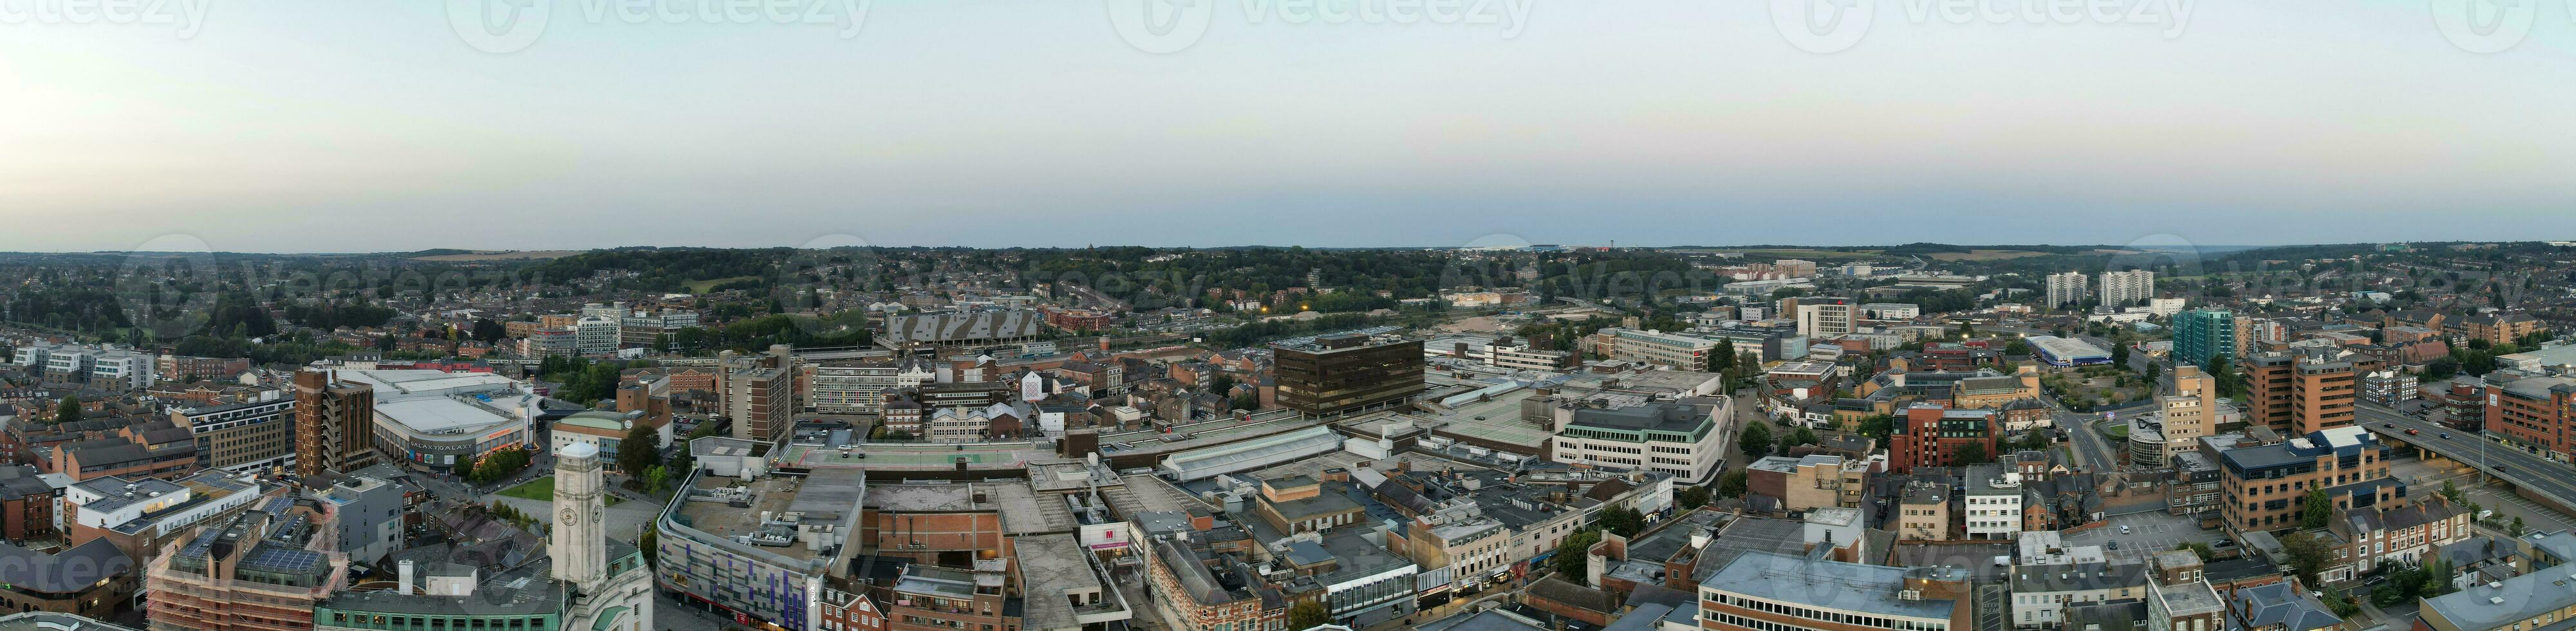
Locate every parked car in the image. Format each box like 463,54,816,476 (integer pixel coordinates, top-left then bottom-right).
2107,540,2120,550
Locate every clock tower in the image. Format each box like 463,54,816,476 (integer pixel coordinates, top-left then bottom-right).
548,442,607,594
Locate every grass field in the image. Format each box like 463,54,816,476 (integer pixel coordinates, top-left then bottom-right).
498,478,622,505
410,250,584,261
686,276,761,293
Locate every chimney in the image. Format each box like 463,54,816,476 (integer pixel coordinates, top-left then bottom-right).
398,560,416,595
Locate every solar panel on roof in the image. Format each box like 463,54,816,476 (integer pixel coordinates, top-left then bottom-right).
240,547,322,571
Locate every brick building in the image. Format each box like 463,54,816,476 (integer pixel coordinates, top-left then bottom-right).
1889,404,1999,473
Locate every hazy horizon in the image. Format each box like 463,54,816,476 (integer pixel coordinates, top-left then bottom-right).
6,1,2573,252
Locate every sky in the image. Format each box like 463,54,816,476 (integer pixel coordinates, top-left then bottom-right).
1,0,2571,253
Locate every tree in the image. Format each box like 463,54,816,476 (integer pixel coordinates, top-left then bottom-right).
2302,489,2333,529
2282,532,2334,587
1786,427,1820,451
2441,480,2463,504
53,397,80,424
2207,355,2245,399
1955,442,1990,466
1598,506,1647,538
1551,529,1601,578
2111,343,2131,365
2421,554,2454,598
1678,485,1712,510
2514,515,2528,536
2319,586,2361,617
1287,599,1332,630
1739,422,1774,458
643,466,671,494
2174,542,2214,561
471,318,507,343
1856,415,1894,440
617,420,661,476
1717,469,1749,499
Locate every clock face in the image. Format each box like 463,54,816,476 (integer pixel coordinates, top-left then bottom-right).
562,507,579,524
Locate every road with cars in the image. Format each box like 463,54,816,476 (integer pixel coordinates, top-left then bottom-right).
2357,402,2576,513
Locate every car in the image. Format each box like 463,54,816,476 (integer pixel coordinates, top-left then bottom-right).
2441,433,2452,439
2120,525,2132,534
2384,423,2396,428
2407,428,2420,435
2107,540,2120,550
2499,466,2512,473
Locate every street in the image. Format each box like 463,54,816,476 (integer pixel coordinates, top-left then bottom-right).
2357,402,2576,513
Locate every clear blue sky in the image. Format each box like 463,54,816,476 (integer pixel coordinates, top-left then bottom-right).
2,0,2571,252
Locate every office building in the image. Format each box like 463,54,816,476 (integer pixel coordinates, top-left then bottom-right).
1274,334,1425,416
158,355,250,382
173,392,297,474
2134,365,2216,467
320,476,406,565
1550,398,1732,484
294,369,380,479
574,314,621,356
2485,376,2576,463
1964,464,2026,540
1746,454,1869,513
1890,404,1999,473
2170,309,2236,369
65,470,266,561
716,346,797,442
810,360,910,413
1697,552,1971,631
2240,348,2362,436
2217,426,2399,534
1796,297,1858,337
2361,370,2419,407
1583,327,1723,371
2099,270,2155,307
144,496,350,631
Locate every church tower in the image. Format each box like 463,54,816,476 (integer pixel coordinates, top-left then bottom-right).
549,442,607,594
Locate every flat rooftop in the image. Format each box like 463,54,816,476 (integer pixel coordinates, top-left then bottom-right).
777,441,1052,470
675,476,832,563
866,481,1076,534
1707,551,1957,621
1014,533,1120,630
1109,474,1209,516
